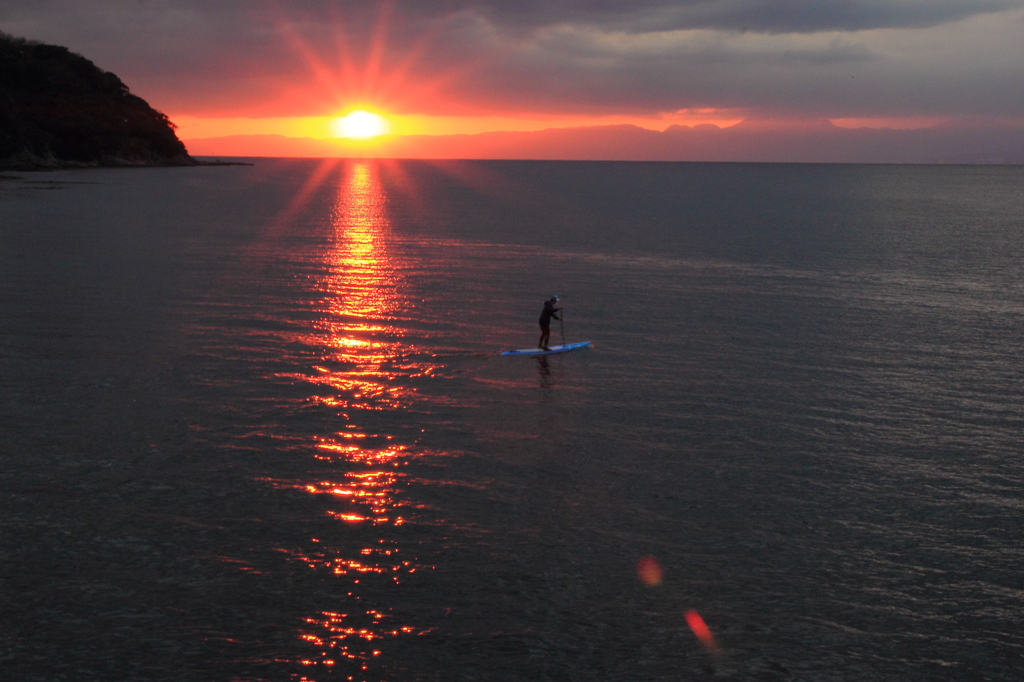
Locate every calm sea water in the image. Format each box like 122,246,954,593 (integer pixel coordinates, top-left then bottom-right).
2,159,1023,681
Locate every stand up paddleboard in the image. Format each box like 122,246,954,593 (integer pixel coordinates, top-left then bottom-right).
500,341,592,356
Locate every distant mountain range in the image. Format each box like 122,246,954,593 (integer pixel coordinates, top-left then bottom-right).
0,33,194,169
187,119,1024,165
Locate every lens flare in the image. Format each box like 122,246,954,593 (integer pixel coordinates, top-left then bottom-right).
685,609,718,652
637,556,663,586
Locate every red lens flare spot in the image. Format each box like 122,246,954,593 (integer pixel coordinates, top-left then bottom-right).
685,609,718,651
637,556,663,586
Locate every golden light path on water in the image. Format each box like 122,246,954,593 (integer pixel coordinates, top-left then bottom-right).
280,161,440,678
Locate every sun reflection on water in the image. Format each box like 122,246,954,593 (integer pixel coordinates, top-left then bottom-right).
282,161,440,678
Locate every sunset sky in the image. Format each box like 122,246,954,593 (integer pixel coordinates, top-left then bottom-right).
3,0,1023,158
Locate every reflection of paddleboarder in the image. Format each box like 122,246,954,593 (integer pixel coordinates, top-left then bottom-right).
538,295,561,350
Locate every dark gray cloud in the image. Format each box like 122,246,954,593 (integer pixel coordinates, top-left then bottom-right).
5,0,1021,43
461,0,1024,33
253,0,1024,33
1,0,1022,120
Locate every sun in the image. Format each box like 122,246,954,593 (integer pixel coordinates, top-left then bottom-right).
331,111,391,139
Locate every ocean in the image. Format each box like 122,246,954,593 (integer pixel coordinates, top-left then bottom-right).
1,159,1023,681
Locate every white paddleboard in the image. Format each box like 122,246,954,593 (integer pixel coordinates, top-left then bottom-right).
500,341,592,356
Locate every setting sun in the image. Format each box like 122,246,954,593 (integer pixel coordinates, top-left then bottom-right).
331,111,391,139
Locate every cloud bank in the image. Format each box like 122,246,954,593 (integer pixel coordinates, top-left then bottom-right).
1,0,1022,123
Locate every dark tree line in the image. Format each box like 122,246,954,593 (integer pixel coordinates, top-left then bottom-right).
0,32,194,168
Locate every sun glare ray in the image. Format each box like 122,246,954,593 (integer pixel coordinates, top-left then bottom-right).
276,19,345,105
266,158,343,235
271,0,471,130
363,0,394,97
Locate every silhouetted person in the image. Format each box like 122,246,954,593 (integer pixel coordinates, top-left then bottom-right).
538,295,561,349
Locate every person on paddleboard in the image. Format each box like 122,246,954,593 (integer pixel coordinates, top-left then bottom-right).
538,295,561,350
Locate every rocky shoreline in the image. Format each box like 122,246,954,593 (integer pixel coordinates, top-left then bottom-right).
0,154,198,171
0,158,250,175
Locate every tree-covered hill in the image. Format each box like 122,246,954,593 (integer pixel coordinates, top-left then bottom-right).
0,32,194,169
